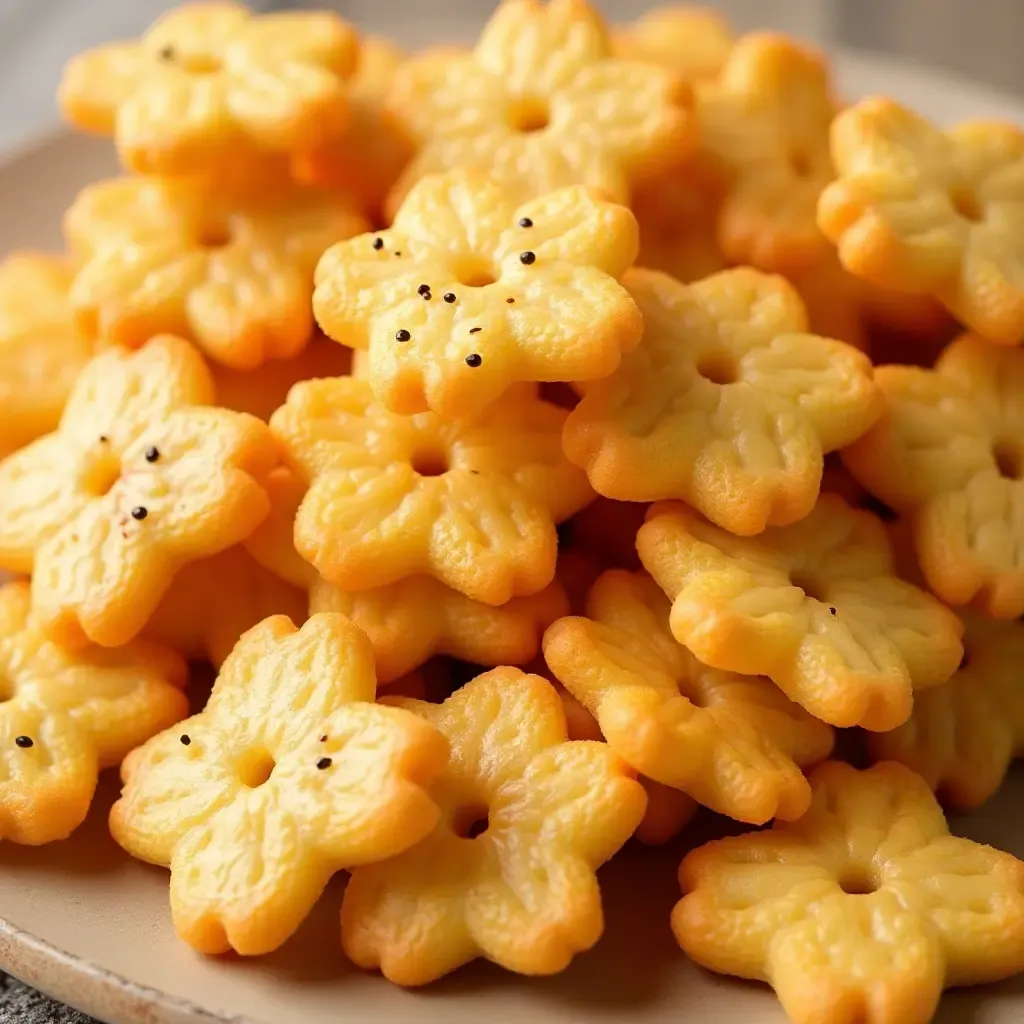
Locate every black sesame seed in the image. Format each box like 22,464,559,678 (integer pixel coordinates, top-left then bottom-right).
180,734,191,745
417,284,431,296
519,217,534,228
14,736,33,749
372,237,384,250
465,353,482,368
520,251,536,265
443,292,456,303
317,757,333,770
421,292,432,300
829,607,837,615
470,469,480,475
320,735,328,742
469,327,482,334
506,297,515,303
145,446,160,463
131,506,148,521
395,329,411,342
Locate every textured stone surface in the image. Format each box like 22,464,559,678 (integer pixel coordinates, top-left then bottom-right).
0,973,97,1023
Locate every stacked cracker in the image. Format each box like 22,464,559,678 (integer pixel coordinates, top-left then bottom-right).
0,3,1023,1022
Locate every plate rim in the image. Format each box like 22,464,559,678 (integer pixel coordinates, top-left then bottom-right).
2,42,1024,1024
0,913,256,1024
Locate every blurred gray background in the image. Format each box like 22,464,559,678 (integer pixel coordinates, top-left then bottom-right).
1,0,1023,152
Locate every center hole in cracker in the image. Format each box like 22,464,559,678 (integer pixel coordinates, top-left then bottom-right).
198,223,232,249
788,150,813,178
696,351,738,386
791,574,826,603
412,448,449,477
838,867,878,896
236,748,275,789
511,97,550,134
85,454,121,498
993,439,1024,480
453,803,490,839
182,52,223,75
455,260,497,288
950,185,983,223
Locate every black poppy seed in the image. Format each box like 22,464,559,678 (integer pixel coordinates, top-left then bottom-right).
520,251,536,265
131,506,148,521
145,446,160,463
395,329,411,342
469,327,482,334
443,292,456,303
99,435,109,443
372,237,384,250
394,251,402,257
829,607,837,615
317,757,333,770
320,735,328,742
506,297,515,303
519,217,533,228
14,736,32,749
158,45,175,61
465,353,482,368
180,734,191,745
470,469,480,475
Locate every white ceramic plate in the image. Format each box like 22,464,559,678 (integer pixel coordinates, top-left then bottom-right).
1,50,1023,1024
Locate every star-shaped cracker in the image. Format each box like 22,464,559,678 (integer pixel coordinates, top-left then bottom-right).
341,667,645,984
110,613,448,955
638,494,964,730
563,268,880,536
0,582,187,845
0,336,279,647
313,167,643,417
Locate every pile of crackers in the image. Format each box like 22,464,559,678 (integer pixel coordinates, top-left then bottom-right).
0,3,1023,1021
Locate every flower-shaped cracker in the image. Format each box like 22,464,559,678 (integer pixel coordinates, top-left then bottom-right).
637,494,964,730
341,667,646,985
110,613,447,955
59,3,356,175
673,761,1024,1024
562,268,880,535
0,582,187,845
612,5,733,83
868,614,1024,809
544,569,833,823
146,547,306,668
211,333,352,421
385,0,694,209
313,167,643,417
311,575,568,684
66,173,367,370
270,376,593,604
0,336,279,648
696,33,836,273
819,98,1024,345
0,253,93,459
843,334,1024,617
